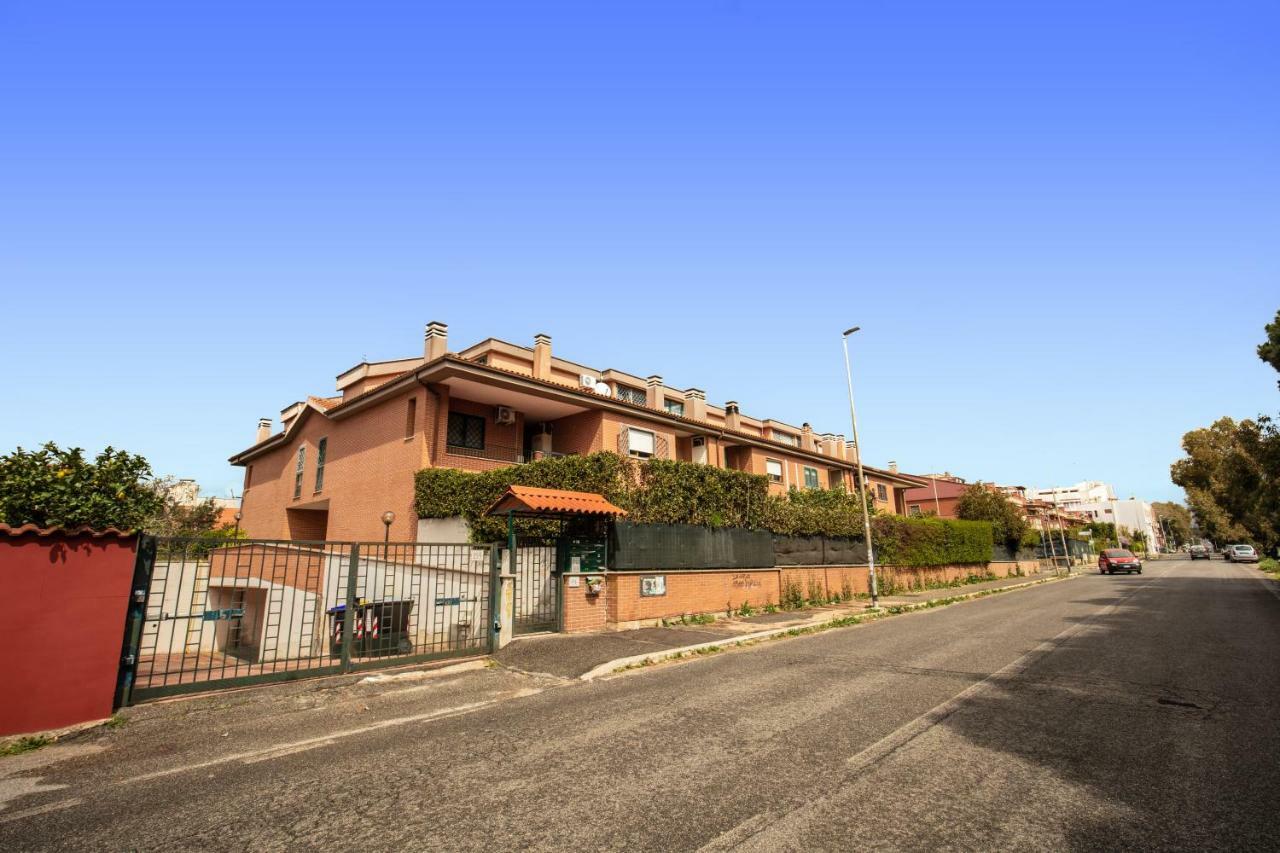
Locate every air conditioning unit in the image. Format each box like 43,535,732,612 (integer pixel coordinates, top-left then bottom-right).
691,436,706,448
494,406,516,425
580,374,598,387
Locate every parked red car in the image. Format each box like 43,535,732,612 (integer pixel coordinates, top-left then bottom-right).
1099,548,1143,574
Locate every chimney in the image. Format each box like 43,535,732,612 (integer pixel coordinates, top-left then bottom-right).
835,435,846,460
424,321,448,361
533,333,552,379
256,418,272,443
684,388,707,421
801,423,815,451
646,375,664,410
820,433,839,456
889,461,899,474
846,439,859,464
724,401,741,432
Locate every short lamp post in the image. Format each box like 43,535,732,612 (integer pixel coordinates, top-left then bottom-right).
233,511,242,539
381,511,395,546
841,325,879,609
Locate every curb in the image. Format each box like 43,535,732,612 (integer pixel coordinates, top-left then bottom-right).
580,572,1077,681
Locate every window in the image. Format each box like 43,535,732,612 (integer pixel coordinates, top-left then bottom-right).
405,398,417,439
774,431,799,447
615,385,646,406
244,464,253,491
447,412,486,450
765,459,783,483
473,355,488,365
664,398,685,416
908,504,922,518
293,447,305,499
314,438,327,492
876,484,888,502
627,428,656,458
803,466,820,489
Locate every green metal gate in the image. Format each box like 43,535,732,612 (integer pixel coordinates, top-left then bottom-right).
118,537,499,703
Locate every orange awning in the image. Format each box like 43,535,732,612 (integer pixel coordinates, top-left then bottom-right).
484,485,628,518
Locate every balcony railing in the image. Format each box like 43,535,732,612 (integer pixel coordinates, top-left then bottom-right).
445,442,525,464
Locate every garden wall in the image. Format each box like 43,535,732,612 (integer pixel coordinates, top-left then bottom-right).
581,560,1039,631
0,526,137,736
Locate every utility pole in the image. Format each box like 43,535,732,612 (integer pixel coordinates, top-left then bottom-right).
1049,492,1072,573
842,326,879,609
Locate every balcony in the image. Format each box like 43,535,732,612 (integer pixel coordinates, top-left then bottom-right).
445,442,525,464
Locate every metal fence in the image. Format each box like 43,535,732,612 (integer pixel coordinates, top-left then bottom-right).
121,537,497,703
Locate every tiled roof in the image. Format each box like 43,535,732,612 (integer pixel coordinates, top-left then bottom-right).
308,395,342,411
0,523,136,538
485,485,628,517
238,353,916,484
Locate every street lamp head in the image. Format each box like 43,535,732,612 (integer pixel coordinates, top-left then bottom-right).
842,326,861,337
381,511,395,527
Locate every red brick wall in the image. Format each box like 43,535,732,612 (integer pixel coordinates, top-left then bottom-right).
240,388,432,542
0,532,137,736
562,575,608,633
593,561,1019,628
207,544,328,596
552,410,604,456
607,569,781,623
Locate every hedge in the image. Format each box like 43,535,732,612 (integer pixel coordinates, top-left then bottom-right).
870,516,994,567
413,451,992,567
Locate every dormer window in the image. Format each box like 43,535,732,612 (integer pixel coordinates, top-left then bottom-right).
774,431,799,447
615,385,646,406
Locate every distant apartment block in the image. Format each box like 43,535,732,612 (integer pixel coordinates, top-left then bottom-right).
230,323,924,541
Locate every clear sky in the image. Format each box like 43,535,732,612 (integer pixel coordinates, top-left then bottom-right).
2,1,1276,504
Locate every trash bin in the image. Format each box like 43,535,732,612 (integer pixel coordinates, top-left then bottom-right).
326,600,414,657
363,599,414,655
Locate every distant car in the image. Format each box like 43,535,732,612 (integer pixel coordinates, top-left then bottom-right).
1099,548,1143,574
1226,544,1259,563
1188,545,1210,560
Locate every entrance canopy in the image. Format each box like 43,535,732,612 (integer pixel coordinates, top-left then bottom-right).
485,485,628,519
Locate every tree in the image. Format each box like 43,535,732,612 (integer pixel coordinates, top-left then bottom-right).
1171,417,1278,550
1086,521,1118,549
955,483,1028,550
1259,308,1280,389
1169,309,1280,554
142,476,232,539
0,442,165,530
1151,501,1192,547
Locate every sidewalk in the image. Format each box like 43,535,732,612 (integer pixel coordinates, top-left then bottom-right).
495,569,1072,679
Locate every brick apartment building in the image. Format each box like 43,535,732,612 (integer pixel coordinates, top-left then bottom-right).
230,323,925,542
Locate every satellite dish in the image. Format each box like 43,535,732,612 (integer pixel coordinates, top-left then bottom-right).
593,381,611,396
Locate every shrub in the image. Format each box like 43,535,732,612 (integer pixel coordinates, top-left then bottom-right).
780,578,806,610
872,516,993,567
760,486,870,536
414,450,994,567
955,483,1029,551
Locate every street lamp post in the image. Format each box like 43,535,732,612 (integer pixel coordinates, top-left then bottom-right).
381,511,395,547
842,326,879,608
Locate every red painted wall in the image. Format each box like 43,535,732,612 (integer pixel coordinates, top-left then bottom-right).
0,532,137,736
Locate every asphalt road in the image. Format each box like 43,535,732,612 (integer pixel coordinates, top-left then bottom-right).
3,558,1278,851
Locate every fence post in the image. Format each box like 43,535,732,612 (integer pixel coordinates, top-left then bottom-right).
341,543,360,671
488,545,501,653
115,534,156,709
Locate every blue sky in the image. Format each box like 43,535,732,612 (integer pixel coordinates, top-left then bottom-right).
2,1,1276,504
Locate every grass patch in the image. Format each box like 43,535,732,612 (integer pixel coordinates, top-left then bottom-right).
1,735,52,757
663,613,717,627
